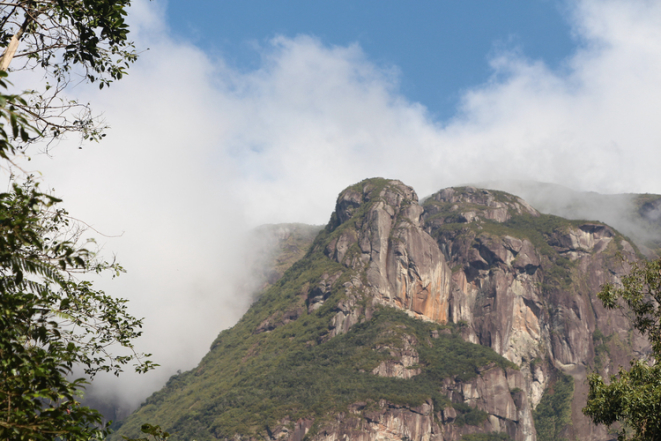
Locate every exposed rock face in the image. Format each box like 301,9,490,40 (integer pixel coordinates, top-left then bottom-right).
371,332,421,379
316,400,439,441
318,181,644,441
425,187,539,224
312,367,534,441
312,181,540,441
111,179,648,441
423,187,645,441
325,180,452,326
440,367,536,441
473,180,661,258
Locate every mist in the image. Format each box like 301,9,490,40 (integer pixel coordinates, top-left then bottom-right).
475,180,660,256
3,0,661,419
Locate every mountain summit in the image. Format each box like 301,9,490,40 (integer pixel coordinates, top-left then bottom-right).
112,178,648,441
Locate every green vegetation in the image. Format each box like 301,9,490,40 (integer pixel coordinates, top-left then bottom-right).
124,424,171,441
533,371,574,441
0,2,152,440
542,255,576,291
113,301,515,440
584,258,661,441
422,186,612,253
271,226,322,271
0,0,138,152
592,328,614,371
326,178,412,236
504,214,585,255
341,177,393,199
452,402,489,427
249,223,322,296
0,181,155,440
116,181,643,441
111,199,516,441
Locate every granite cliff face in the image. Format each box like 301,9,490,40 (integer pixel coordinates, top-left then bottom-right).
111,179,647,441
317,180,643,440
323,181,451,332
421,186,645,440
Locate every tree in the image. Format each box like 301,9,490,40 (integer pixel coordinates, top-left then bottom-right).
583,258,661,441
123,424,171,441
0,178,156,440
0,0,155,439
0,0,138,151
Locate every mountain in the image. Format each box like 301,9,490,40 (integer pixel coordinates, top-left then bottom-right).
473,180,661,258
111,178,651,441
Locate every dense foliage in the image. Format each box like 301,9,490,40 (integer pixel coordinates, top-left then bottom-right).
533,371,574,441
0,0,152,439
0,178,155,439
0,0,138,148
583,258,661,441
115,302,514,440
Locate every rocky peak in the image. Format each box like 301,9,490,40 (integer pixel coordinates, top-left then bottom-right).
424,187,539,225
332,178,421,229
267,182,645,440
549,223,618,260
326,181,645,440
324,178,451,327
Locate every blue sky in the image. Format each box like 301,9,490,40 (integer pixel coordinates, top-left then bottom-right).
165,0,575,120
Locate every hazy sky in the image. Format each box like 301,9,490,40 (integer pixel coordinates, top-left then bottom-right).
6,0,661,416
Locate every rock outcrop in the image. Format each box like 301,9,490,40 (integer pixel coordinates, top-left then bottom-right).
422,186,644,441
319,181,644,441
325,180,452,325
371,332,421,379
111,179,648,441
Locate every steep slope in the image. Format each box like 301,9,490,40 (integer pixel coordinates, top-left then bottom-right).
422,186,646,440
111,179,646,441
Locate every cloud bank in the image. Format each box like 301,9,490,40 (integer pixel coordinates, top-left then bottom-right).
7,0,661,417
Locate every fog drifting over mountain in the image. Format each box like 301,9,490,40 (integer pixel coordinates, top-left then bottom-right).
4,0,661,419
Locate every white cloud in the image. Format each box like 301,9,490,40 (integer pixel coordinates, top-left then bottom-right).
7,0,661,416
